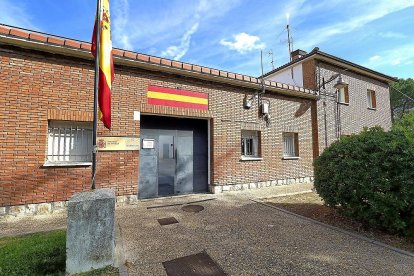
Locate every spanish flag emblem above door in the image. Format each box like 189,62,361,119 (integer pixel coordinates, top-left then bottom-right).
147,85,209,110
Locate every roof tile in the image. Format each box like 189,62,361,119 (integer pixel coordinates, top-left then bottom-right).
149,56,161,64
182,63,192,70
211,69,219,76
124,51,137,59
112,49,124,57
80,43,91,51
172,61,182,68
236,74,243,80
28,33,47,42
193,65,202,72
9,28,29,39
228,73,235,79
64,40,81,48
137,54,150,62
219,71,228,77
47,36,65,45
161,59,171,66
201,67,210,74
0,25,10,35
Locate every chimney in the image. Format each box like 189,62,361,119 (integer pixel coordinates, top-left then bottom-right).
291,49,307,61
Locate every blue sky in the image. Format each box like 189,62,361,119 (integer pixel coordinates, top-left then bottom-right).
1,0,413,78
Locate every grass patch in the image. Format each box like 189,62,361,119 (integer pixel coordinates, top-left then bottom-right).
265,192,414,253
75,265,119,275
0,230,66,275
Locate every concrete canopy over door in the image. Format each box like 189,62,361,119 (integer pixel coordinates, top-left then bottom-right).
138,115,208,199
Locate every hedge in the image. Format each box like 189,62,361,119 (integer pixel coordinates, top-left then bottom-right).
314,127,414,237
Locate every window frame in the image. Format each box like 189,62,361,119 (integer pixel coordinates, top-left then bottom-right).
282,132,299,159
367,89,377,109
44,120,93,167
337,85,349,105
240,130,262,161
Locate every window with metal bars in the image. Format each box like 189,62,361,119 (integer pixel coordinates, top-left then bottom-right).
241,130,260,157
47,121,93,164
283,132,299,157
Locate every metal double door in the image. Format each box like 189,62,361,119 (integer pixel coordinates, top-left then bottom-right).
139,129,193,199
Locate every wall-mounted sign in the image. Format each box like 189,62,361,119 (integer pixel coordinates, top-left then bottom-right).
97,136,140,151
147,85,209,110
142,139,155,149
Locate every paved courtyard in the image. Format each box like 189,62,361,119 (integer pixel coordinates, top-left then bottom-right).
116,187,414,275
1,184,413,275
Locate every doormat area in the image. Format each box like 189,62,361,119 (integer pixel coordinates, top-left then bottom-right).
163,252,227,276
157,217,179,226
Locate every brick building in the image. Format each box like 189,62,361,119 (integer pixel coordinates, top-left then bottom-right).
263,48,396,152
0,25,394,215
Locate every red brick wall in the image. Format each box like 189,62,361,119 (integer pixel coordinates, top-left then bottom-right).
0,46,315,207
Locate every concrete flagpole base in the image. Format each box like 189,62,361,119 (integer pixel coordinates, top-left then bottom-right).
66,188,116,275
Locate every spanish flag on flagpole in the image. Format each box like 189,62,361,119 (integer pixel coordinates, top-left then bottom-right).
91,0,114,129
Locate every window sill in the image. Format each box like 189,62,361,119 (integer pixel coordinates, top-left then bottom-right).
337,102,349,106
282,156,300,160
240,156,263,161
43,162,92,167
367,107,376,110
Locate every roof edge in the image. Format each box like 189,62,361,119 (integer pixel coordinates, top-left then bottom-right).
262,48,397,83
0,23,318,100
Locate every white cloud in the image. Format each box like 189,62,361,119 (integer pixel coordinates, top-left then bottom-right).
369,55,381,62
161,23,199,60
296,0,414,50
0,0,37,29
378,31,407,39
220,33,266,54
364,43,414,68
112,0,133,50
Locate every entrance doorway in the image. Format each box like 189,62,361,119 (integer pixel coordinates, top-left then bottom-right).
138,115,208,199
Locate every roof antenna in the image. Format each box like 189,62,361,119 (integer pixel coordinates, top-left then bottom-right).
268,49,274,70
260,50,265,95
286,13,293,62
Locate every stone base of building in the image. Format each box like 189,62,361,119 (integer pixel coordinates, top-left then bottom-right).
210,176,314,193
0,195,139,219
0,177,314,218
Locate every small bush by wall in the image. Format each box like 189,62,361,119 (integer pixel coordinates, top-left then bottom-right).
314,127,414,237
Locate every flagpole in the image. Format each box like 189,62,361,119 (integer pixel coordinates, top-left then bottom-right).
92,0,102,190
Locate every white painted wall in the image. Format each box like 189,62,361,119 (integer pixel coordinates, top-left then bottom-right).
265,64,304,87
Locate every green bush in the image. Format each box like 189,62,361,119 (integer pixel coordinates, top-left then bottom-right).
314,127,414,237
392,109,414,145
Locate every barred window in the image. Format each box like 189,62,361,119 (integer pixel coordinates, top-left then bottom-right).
241,130,260,158
47,121,93,164
283,132,299,157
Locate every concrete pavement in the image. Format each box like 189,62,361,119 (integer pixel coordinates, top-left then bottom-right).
117,187,414,275
1,183,413,275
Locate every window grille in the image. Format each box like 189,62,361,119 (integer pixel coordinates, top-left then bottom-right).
283,132,298,157
241,130,260,157
47,121,93,163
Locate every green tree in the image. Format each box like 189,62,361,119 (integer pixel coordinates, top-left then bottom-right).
390,78,414,122
392,109,414,144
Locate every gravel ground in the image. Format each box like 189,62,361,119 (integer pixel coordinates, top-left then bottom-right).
117,190,414,275
0,211,67,238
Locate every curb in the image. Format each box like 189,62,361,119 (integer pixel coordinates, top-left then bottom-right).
250,199,414,258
